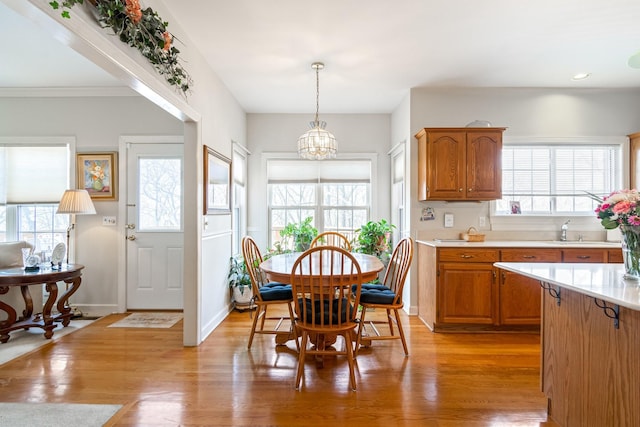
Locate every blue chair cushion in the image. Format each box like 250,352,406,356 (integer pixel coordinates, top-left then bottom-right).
259,283,292,301
360,287,396,305
351,283,389,293
297,298,354,324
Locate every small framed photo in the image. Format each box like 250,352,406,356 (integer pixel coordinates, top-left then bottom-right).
510,201,521,214
77,152,118,200
203,145,231,215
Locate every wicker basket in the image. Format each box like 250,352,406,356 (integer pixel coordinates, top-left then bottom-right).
460,226,485,242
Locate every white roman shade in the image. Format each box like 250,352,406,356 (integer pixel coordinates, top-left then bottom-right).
0,146,68,204
267,159,370,183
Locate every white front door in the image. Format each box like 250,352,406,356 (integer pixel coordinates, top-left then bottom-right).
125,143,184,310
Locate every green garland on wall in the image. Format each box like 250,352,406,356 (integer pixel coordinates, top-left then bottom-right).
49,0,193,96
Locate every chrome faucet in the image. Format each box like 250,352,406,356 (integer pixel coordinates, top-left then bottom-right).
560,220,570,241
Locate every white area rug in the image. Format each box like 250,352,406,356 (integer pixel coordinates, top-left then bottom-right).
108,312,183,328
0,402,122,427
0,319,93,366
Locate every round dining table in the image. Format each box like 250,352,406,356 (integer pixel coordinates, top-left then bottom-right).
259,251,384,285
259,251,384,354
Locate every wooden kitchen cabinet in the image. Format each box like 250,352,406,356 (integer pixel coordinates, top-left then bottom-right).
415,127,505,201
437,248,499,328
499,249,561,326
629,131,640,189
562,248,606,263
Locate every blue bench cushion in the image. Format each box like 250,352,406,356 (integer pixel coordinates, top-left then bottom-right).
351,283,389,293
360,286,396,305
297,298,354,324
259,282,292,301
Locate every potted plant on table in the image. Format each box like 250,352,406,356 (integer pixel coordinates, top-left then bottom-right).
279,216,318,252
227,255,254,310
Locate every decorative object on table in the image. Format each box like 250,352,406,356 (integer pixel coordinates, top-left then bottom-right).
203,146,231,215
76,152,117,200
56,189,97,264
226,255,254,310
24,253,41,271
465,119,492,127
279,217,318,252
48,0,193,96
297,62,337,160
589,189,640,279
460,226,485,242
50,242,66,270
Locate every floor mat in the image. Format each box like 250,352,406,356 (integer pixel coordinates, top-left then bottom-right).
108,312,183,328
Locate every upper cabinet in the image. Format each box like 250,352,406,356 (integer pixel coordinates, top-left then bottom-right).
415,127,506,201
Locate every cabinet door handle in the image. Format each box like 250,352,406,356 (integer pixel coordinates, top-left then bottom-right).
459,188,463,192
468,188,473,192
522,255,536,259
577,255,591,259
460,254,473,259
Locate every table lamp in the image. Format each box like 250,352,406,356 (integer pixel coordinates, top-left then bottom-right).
56,189,96,264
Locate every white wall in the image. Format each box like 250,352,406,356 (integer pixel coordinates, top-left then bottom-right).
396,87,640,316
246,113,392,250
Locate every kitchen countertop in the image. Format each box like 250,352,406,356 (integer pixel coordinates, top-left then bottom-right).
416,239,622,248
495,262,640,311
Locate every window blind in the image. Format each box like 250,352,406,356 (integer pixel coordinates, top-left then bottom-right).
267,159,371,183
0,146,69,203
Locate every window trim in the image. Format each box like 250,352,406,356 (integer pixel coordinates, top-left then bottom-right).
490,135,627,232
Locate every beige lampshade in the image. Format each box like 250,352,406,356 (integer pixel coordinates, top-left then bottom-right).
56,189,97,215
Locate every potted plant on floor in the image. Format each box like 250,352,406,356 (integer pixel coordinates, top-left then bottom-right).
227,255,254,310
279,216,318,252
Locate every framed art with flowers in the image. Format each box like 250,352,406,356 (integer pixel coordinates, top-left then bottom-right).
77,152,118,201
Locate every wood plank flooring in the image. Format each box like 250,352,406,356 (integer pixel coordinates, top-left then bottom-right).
0,309,559,426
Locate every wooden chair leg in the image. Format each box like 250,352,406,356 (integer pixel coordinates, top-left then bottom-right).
386,308,395,335
295,331,309,390
287,302,299,351
247,305,262,349
393,309,409,356
355,307,367,356
345,331,357,391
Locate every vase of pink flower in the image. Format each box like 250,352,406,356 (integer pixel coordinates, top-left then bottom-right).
592,189,640,279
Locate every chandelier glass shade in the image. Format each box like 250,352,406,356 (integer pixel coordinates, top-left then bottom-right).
297,62,337,160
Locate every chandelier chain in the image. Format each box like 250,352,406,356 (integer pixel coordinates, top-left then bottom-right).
315,65,320,124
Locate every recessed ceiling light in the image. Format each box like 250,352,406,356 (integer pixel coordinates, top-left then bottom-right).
571,73,591,81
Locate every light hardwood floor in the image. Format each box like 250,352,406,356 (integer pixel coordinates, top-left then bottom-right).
0,309,559,426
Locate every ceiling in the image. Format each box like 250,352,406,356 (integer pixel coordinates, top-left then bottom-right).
2,0,640,113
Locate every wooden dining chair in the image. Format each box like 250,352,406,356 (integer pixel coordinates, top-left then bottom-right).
310,231,352,251
355,237,413,356
241,236,298,351
290,246,363,391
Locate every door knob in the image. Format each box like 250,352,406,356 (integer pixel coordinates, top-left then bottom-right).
125,224,136,229
126,235,137,241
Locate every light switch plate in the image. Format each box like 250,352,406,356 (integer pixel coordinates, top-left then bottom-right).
444,213,454,228
102,216,116,226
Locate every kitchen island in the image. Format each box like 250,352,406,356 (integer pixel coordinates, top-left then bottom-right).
495,262,640,427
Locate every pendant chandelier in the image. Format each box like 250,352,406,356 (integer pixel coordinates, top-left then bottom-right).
297,62,337,160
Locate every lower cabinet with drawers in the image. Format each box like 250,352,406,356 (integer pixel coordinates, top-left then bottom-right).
417,242,623,332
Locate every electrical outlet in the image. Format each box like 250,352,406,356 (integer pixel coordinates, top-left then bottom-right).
444,213,454,228
479,216,486,227
102,216,116,226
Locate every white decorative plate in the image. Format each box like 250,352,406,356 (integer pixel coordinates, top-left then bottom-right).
51,242,66,265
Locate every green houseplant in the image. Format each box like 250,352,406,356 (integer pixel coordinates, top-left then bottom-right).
353,219,396,259
279,217,318,252
227,255,253,308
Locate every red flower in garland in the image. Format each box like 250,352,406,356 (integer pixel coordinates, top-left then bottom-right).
125,0,142,24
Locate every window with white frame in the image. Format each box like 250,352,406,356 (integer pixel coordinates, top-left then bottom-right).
495,138,623,216
0,142,71,256
232,144,248,256
267,159,371,248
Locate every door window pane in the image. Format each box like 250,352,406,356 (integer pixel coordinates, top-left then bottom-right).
138,158,182,231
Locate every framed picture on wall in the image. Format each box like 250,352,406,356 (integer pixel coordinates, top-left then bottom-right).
76,152,118,200
203,145,231,215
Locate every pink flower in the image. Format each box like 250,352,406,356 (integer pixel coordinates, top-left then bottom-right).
629,216,640,226
612,201,633,215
